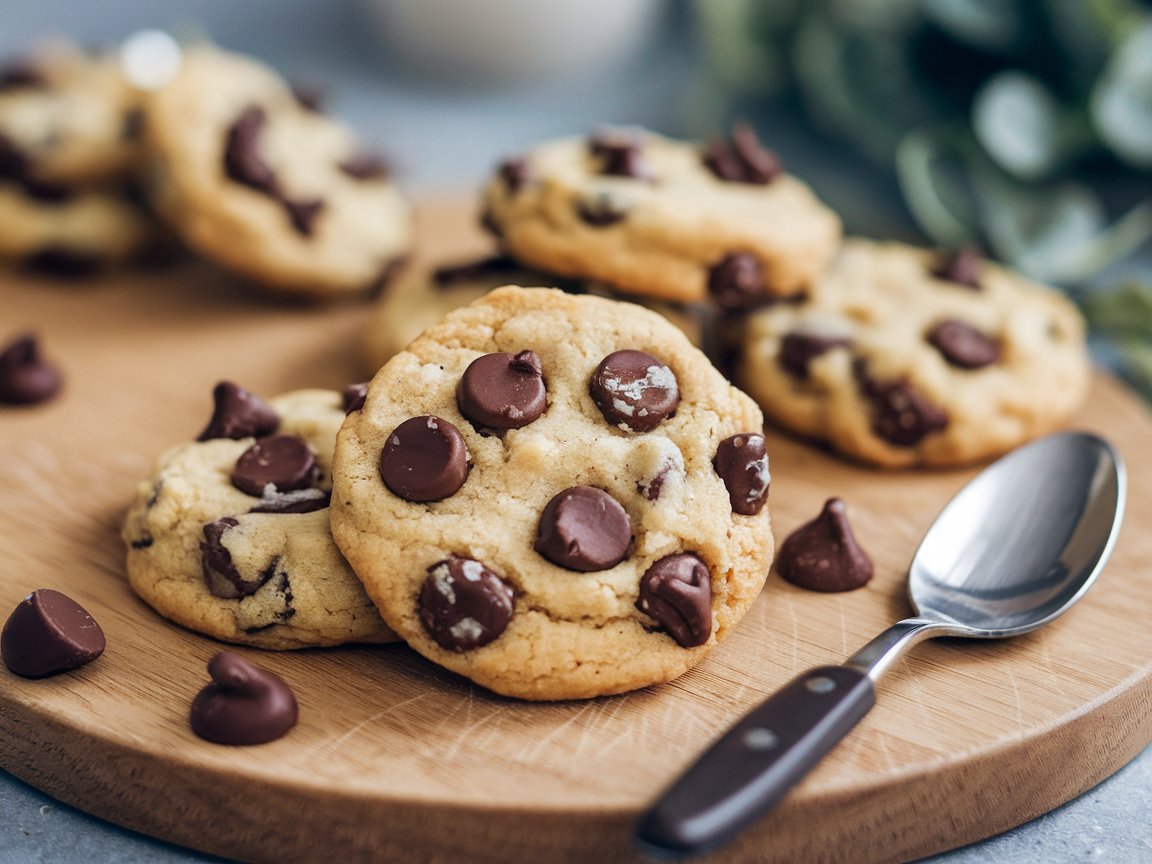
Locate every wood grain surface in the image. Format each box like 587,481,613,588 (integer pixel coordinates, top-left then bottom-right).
2,200,1151,864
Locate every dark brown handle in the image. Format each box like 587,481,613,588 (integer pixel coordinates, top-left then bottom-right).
634,665,875,856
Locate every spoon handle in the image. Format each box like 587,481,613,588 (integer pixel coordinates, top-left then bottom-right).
634,665,875,856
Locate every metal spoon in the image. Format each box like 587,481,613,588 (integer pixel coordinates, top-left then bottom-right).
635,431,1126,857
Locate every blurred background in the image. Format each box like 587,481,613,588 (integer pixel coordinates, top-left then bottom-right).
1,0,1150,381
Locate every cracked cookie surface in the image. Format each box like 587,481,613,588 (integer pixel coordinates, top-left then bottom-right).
332,286,774,700
122,387,398,649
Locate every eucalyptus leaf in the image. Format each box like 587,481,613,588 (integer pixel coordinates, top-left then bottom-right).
1114,338,1152,401
895,128,978,244
1091,21,1152,168
922,0,1025,53
973,72,1067,179
692,0,794,95
1082,281,1152,338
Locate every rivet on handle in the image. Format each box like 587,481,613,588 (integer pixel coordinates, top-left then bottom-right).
805,675,836,694
742,727,779,751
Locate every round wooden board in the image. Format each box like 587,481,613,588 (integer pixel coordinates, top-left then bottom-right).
2,199,1151,864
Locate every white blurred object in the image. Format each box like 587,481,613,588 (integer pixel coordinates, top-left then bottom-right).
364,0,667,84
120,29,182,90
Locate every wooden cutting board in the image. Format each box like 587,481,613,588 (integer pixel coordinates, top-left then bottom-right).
2,199,1151,864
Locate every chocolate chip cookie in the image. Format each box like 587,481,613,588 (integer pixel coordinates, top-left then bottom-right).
738,240,1090,467
479,125,841,307
143,45,411,297
332,286,773,700
122,384,399,649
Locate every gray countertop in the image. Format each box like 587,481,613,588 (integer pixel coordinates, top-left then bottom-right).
1,1,1149,861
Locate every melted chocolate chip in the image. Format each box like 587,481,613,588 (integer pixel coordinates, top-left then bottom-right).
499,157,530,192
0,333,61,406
636,554,712,647
777,498,873,592
926,320,1001,369
224,106,278,196
432,255,519,287
24,247,103,278
379,415,471,502
418,556,515,651
590,350,679,433
339,152,389,180
932,247,983,289
283,197,324,236
189,652,298,745
197,381,280,442
703,122,781,184
576,192,629,226
588,132,653,180
535,486,631,572
855,361,949,447
779,332,853,379
343,382,369,414
713,433,771,516
248,488,331,514
200,517,278,598
231,434,318,497
0,60,45,91
1,589,105,678
456,350,546,430
708,253,771,311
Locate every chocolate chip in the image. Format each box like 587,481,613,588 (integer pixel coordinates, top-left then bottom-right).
479,208,503,238
418,556,515,651
590,350,679,432
200,517,277,599
224,106,279,195
432,255,519,287
365,255,408,298
21,177,72,204
189,652,298,745
926,320,1001,369
636,554,712,647
283,197,324,236
777,498,873,592
932,247,983,289
779,332,853,379
703,122,781,184
576,191,629,226
588,133,653,180
0,59,45,91
0,132,28,181
343,382,369,414
1,589,105,678
855,361,948,447
379,415,471,502
708,253,771,311
713,433,771,516
0,333,61,406
499,157,530,192
23,247,103,278
535,486,631,572
248,488,330,514
456,350,547,430
290,82,326,113
130,536,154,549
231,434,318,497
637,459,675,502
339,152,389,181
197,381,280,442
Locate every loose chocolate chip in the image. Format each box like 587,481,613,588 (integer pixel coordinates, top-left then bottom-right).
457,350,547,430
231,434,318,497
197,381,280,442
779,332,853,379
1,589,106,678
637,459,675,502
224,106,278,196
418,556,515,651
499,157,530,192
926,320,1001,369
535,486,631,572
855,361,949,447
338,152,389,181
590,350,679,433
713,433,771,516
0,60,45,91
588,132,653,181
777,498,873,592
432,255,519,287
379,415,471,502
576,191,629,227
932,247,983,289
248,488,331,514
0,333,61,406
343,382,369,414
703,122,781,184
708,253,771,311
200,517,278,598
23,247,103,278
636,554,712,647
290,82,326,113
283,197,324,236
189,652,298,745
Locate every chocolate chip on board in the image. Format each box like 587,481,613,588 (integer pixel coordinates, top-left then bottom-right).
189,652,298,745
418,556,515,651
779,332,854,379
636,553,712,647
777,498,873,592
456,350,547,430
703,122,781,184
1,588,106,678
534,485,632,572
0,333,62,406
379,415,471,502
197,381,280,442
230,434,318,497
224,106,279,196
713,433,771,516
855,361,949,447
589,350,680,433
708,253,772,311
926,319,1001,369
